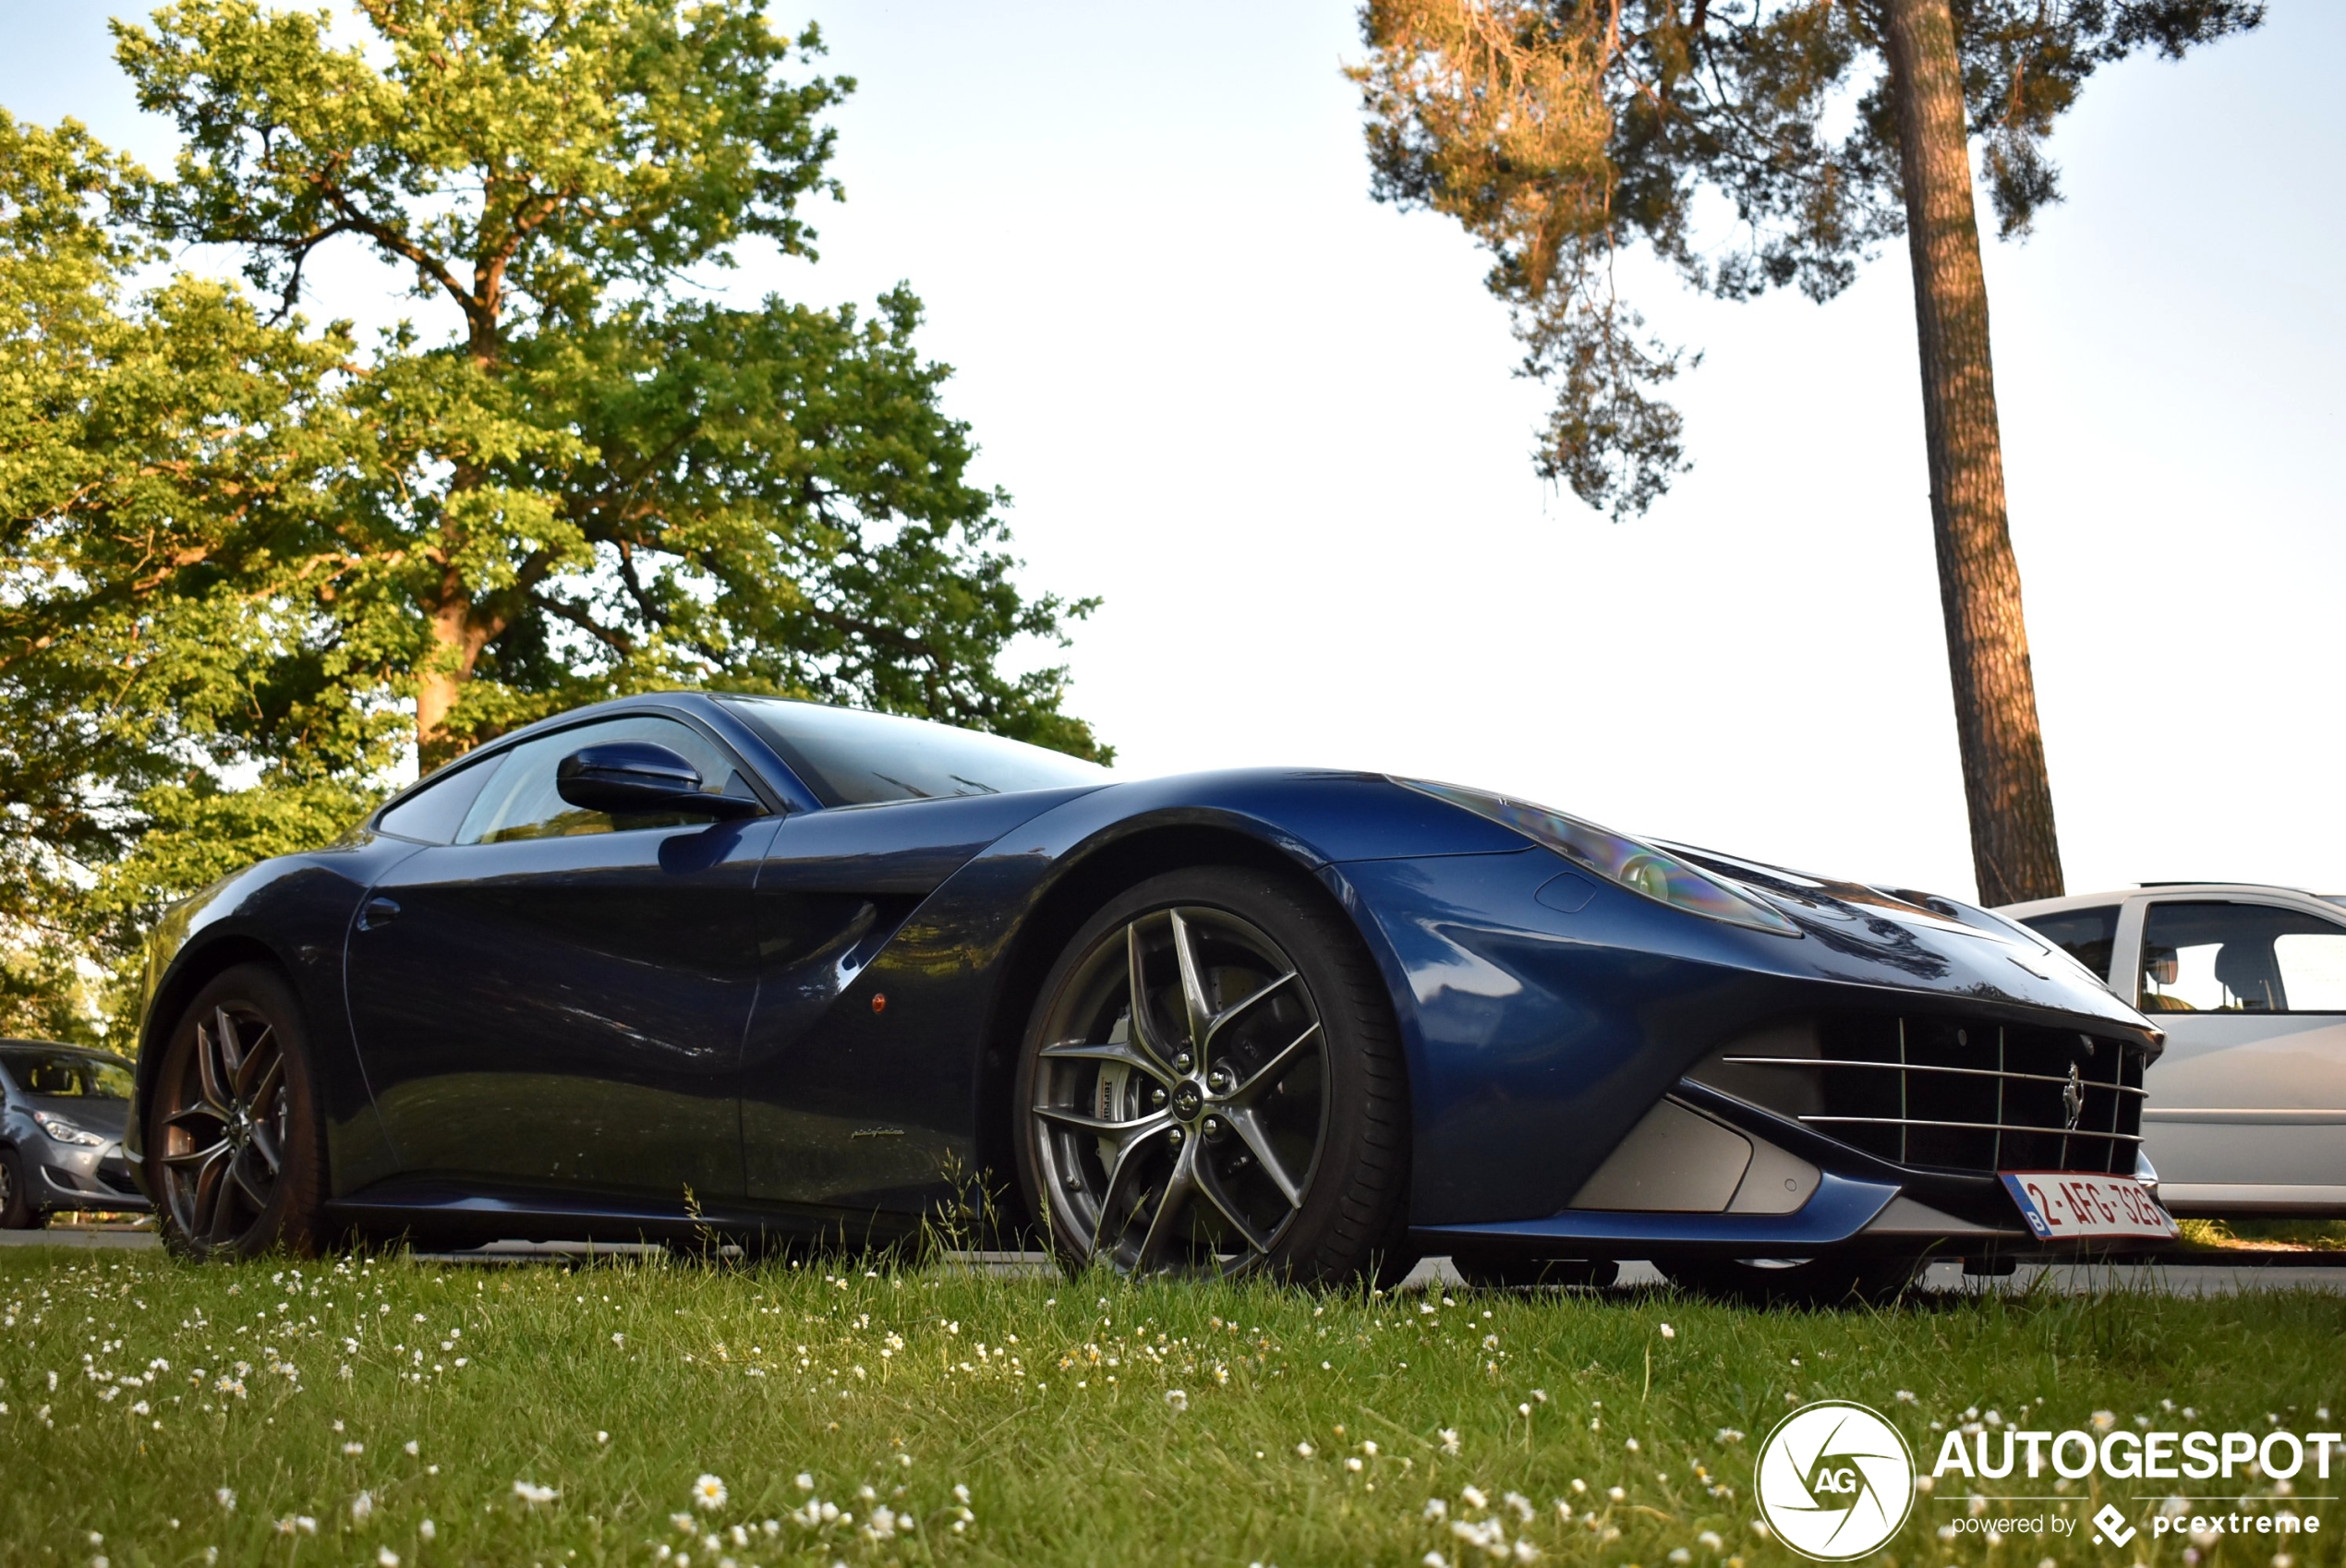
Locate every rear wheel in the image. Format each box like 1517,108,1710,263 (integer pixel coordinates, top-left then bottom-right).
0,1151,42,1229
1660,1252,1923,1307
149,964,330,1260
1015,867,1412,1285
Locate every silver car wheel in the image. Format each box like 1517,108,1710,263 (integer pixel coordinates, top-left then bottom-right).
1029,905,1331,1276
155,1005,288,1248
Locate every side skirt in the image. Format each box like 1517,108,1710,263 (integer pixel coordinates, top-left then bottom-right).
323,1176,925,1252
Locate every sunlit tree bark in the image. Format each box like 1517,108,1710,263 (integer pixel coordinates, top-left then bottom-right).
1881,0,2062,903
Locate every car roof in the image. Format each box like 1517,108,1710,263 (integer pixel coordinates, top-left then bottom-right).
0,1039,127,1057
0,1042,134,1090
2001,884,2339,919
364,691,825,826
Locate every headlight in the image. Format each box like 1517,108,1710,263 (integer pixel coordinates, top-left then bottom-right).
1397,779,1799,935
31,1110,108,1148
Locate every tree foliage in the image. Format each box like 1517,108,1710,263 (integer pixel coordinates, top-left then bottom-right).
0,2,1104,1038
0,106,375,1036
115,0,1101,763
1351,0,2264,520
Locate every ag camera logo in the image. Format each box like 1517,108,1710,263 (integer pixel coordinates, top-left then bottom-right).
1757,1400,1917,1561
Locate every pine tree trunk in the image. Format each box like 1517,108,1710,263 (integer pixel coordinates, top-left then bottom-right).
1880,0,2064,907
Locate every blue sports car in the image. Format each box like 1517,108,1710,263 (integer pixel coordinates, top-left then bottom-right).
127,694,2170,1297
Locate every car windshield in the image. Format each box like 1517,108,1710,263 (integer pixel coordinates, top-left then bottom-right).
717,698,1110,807
2019,906,2120,982
2,1048,132,1100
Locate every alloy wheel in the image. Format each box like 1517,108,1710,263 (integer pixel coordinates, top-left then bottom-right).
1030,906,1330,1275
156,1005,288,1248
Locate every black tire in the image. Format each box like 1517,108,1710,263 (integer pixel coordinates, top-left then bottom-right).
1660,1252,1923,1307
0,1150,42,1229
147,963,330,1260
1014,866,1412,1285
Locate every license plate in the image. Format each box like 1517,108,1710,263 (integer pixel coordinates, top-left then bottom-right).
2001,1172,2177,1241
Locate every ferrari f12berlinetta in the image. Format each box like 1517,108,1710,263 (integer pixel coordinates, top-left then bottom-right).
128,694,2170,1295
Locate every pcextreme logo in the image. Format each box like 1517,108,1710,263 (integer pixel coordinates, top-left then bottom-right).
1756,1400,1917,1562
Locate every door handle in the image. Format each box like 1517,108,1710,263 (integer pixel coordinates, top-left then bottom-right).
357,897,401,931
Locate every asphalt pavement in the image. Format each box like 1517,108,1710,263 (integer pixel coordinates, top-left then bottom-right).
6,1225,2344,1294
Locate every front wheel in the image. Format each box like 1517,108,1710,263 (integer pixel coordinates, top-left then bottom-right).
148,964,330,1260
1014,867,1412,1285
0,1151,42,1229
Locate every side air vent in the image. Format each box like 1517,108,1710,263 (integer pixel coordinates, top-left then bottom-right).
1566,1097,1820,1214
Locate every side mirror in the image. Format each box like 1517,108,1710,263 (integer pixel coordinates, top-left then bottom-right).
555,742,760,820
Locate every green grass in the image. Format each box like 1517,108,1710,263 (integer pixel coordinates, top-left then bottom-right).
2180,1218,2346,1253
4,1247,2342,1568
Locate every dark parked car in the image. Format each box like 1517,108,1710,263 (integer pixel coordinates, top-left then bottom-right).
1,1041,151,1226
127,694,2171,1296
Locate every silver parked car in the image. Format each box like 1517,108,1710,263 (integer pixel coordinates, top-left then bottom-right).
0,1040,149,1226
2001,885,2346,1218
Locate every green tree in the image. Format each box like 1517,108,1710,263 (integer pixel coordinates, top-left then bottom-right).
0,106,376,1037
1351,0,2258,905
118,0,1102,766
0,2,1103,1036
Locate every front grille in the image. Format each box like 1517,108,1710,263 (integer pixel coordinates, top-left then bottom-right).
96,1158,142,1198
1686,1014,2145,1176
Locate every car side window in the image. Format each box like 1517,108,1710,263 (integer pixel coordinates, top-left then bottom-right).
0,1050,132,1098
2139,901,2346,1014
375,753,507,845
2019,906,2120,983
453,716,749,846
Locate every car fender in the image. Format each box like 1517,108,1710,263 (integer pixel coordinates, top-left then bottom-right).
752,771,1522,1219
127,834,422,1199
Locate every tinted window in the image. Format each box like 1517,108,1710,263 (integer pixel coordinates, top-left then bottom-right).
454,716,754,845
376,754,506,844
718,697,1108,807
2139,901,2346,1014
1,1050,132,1099
2020,906,2120,983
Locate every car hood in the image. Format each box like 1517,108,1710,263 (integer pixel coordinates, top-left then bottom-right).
1664,841,2138,1008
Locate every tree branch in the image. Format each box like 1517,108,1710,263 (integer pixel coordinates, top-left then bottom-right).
528,588,636,658
302,169,478,328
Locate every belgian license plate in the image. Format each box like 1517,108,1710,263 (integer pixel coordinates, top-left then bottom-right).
2001,1172,2177,1241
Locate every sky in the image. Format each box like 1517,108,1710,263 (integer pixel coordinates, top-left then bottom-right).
2,1,2340,904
